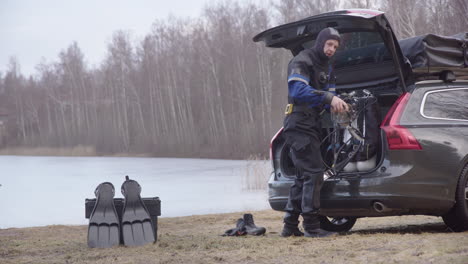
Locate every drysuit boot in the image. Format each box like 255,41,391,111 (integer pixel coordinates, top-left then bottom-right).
222,218,247,236
243,214,266,236
281,212,303,237
302,213,320,230
303,228,337,238
281,225,304,237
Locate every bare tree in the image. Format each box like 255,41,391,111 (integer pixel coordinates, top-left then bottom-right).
380,0,419,38
448,0,468,34
2,0,464,158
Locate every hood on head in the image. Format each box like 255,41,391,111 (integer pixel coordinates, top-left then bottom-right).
313,27,341,61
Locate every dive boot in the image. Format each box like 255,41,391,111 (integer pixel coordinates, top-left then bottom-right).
280,225,304,237
243,214,266,236
222,218,247,236
303,228,337,238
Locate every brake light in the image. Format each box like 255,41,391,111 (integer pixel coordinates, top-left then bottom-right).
270,127,284,163
380,93,422,150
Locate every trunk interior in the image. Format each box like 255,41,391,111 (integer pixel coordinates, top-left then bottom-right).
275,89,399,179
320,91,399,176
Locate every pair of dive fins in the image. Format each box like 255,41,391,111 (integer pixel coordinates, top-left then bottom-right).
87,176,155,248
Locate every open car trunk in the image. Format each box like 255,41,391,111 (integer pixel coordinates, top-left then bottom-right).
256,10,468,176
253,9,412,95
255,9,410,176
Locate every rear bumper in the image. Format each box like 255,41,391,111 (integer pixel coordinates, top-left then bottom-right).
268,172,454,217
269,193,453,217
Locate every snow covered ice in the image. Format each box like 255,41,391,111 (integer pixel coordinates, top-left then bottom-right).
0,156,269,228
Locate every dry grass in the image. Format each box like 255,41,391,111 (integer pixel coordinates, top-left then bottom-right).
1,210,467,264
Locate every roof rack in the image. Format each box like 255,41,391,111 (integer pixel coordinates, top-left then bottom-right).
440,70,456,82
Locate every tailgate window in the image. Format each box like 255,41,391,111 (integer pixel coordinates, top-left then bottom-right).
334,32,392,69
302,31,392,69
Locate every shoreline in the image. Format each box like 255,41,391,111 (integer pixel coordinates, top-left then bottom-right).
0,147,268,160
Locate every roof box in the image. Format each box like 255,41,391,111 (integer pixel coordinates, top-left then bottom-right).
399,33,468,80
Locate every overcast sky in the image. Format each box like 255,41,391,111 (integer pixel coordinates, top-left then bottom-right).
0,0,257,77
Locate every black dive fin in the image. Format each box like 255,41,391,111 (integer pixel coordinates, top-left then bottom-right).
121,176,155,246
87,182,120,248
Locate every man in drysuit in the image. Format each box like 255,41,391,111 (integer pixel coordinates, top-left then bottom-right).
281,27,348,238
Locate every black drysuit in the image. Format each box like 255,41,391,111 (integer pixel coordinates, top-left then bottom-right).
283,28,340,231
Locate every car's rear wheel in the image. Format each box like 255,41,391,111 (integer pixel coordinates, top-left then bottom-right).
442,165,468,232
319,216,357,232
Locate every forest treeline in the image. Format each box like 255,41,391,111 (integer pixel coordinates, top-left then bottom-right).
0,0,466,158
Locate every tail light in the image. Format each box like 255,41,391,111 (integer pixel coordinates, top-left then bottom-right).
270,128,284,166
380,93,422,150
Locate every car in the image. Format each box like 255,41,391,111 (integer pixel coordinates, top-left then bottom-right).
253,9,468,232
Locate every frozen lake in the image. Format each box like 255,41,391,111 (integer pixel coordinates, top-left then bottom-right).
0,156,271,228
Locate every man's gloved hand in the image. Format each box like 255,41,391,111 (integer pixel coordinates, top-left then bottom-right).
330,96,349,113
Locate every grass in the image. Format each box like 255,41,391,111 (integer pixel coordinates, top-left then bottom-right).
1,210,467,264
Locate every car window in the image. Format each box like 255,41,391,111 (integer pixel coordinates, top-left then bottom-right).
302,31,392,69
422,88,468,121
